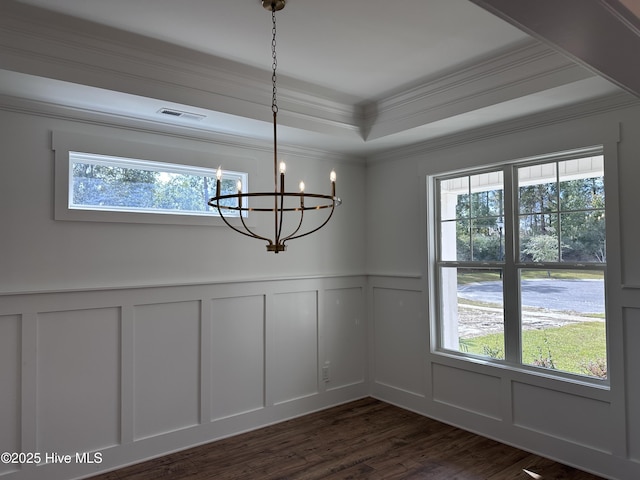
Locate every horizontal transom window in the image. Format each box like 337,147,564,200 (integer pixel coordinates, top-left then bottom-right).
69,152,247,217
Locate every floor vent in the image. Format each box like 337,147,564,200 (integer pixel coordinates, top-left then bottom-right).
157,108,206,121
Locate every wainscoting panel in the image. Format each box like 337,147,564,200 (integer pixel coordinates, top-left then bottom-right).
624,307,640,462
512,382,612,453
431,363,502,420
0,315,20,476
367,274,633,478
0,276,368,480
133,301,201,440
270,291,319,405
324,287,366,390
37,308,121,455
210,295,265,421
372,286,426,397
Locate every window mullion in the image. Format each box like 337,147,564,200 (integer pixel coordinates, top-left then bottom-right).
502,166,521,364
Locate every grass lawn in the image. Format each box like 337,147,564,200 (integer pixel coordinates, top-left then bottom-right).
461,321,607,378
457,269,603,285
456,269,606,378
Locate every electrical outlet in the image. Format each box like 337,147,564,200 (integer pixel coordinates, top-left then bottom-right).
322,364,330,382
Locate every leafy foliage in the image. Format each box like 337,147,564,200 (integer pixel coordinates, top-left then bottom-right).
581,358,607,379
521,231,564,263
73,163,157,209
454,186,505,262
72,163,239,213
518,166,605,263
531,336,557,370
463,322,607,379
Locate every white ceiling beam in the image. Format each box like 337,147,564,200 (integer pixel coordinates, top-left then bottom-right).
469,0,640,99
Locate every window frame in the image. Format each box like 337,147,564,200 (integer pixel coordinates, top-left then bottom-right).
431,146,609,384
53,130,257,227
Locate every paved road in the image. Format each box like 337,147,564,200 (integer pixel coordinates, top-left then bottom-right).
458,279,604,314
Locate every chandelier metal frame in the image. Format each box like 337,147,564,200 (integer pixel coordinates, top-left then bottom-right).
208,0,341,253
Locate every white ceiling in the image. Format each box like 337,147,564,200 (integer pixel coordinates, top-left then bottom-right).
0,0,631,156
13,0,532,101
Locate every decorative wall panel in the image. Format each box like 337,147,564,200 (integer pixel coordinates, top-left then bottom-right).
210,295,265,420
513,382,612,452
0,315,20,475
37,308,120,454
270,291,319,404
324,287,366,389
133,301,200,440
625,307,640,461
372,287,425,396
432,363,502,420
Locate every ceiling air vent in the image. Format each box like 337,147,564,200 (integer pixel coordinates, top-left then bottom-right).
157,108,206,121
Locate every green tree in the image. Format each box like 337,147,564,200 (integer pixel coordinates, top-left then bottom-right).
456,187,504,261
154,174,208,212
521,233,561,263
559,177,605,262
72,163,158,208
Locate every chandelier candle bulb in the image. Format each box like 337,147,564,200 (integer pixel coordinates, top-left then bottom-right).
330,170,336,196
279,162,286,174
215,166,222,196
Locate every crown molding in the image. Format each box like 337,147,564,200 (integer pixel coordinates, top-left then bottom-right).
0,1,362,138
0,1,627,158
366,92,638,163
363,41,595,140
0,93,365,165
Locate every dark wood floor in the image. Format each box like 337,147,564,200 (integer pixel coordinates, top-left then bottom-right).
89,397,604,479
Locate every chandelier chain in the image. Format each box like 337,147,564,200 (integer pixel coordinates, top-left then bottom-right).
271,6,278,114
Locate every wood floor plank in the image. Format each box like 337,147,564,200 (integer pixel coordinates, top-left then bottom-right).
88,398,604,480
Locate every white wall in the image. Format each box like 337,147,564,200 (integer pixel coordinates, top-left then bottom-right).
0,109,365,294
366,102,640,480
0,106,368,479
5,94,640,480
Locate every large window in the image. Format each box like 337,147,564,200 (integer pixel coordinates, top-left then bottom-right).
434,149,607,381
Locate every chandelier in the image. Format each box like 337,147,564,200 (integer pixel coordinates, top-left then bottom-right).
208,0,341,253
